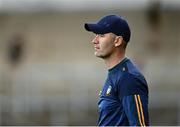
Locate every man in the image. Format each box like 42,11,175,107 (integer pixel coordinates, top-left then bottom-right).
84,15,149,126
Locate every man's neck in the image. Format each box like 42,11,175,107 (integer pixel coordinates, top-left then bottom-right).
104,51,125,70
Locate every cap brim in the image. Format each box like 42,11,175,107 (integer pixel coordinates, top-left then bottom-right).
84,23,106,34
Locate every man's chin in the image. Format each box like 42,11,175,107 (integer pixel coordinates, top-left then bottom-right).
95,53,101,58
95,52,110,59
95,53,105,59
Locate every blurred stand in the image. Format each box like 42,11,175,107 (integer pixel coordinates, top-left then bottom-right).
1,33,25,125
145,0,180,125
0,0,179,125
146,0,162,55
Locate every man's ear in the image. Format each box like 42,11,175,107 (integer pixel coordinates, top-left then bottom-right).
114,36,123,47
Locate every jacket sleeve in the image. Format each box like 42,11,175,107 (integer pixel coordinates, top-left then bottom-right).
122,94,149,126
118,73,149,126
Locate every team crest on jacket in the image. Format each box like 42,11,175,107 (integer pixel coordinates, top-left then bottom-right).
106,85,112,96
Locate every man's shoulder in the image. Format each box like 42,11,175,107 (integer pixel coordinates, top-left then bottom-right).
125,59,144,76
122,58,146,81
121,71,147,85
109,58,147,87
118,71,148,97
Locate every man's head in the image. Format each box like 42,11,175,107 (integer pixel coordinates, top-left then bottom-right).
84,15,131,58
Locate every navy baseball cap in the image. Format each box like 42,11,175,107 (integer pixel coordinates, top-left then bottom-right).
84,15,131,43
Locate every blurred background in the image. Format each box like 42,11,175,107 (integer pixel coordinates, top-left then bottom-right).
0,0,179,125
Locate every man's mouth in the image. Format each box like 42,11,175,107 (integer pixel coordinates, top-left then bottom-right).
94,46,100,50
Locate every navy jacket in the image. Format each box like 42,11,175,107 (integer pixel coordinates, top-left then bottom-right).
98,57,149,126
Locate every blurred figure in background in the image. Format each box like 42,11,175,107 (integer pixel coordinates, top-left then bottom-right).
84,15,149,126
7,33,25,68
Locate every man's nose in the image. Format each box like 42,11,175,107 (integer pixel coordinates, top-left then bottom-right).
92,35,99,44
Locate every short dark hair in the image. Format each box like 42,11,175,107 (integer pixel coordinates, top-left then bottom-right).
122,40,128,49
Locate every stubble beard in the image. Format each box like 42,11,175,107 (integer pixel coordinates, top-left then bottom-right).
95,51,111,59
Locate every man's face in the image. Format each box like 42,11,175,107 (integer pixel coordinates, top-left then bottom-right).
92,33,116,59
